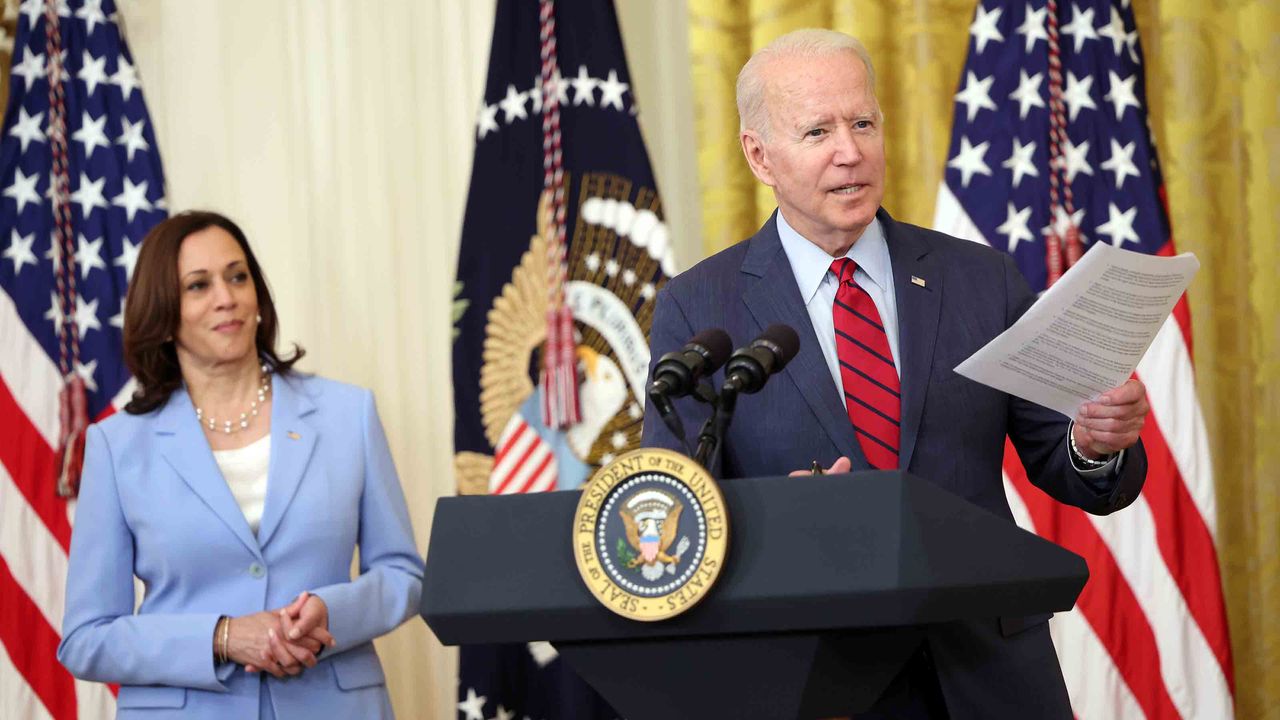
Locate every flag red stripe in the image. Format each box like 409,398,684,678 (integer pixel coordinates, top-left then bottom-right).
495,421,529,462
0,556,77,720
1137,411,1235,691
0,376,72,551
494,426,541,495
1004,443,1182,719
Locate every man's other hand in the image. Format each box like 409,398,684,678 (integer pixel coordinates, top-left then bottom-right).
789,456,853,476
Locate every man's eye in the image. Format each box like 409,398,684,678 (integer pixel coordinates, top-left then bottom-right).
806,128,825,138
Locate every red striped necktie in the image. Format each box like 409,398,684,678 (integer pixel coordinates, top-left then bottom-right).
830,258,900,470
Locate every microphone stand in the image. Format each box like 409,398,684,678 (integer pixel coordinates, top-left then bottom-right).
693,379,740,476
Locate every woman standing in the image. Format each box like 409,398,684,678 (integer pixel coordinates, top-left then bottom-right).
58,211,424,718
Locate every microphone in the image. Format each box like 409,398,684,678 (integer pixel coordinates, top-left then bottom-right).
648,328,733,400
722,324,801,394
648,329,732,455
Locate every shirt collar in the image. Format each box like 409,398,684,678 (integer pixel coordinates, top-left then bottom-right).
776,210,890,305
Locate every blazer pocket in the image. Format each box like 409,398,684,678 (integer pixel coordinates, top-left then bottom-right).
999,612,1053,637
331,645,387,690
116,685,187,709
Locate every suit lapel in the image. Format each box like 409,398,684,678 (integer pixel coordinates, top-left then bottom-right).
155,388,263,559
881,210,941,471
257,373,318,549
740,214,863,466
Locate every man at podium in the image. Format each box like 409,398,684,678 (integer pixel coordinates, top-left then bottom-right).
641,29,1149,719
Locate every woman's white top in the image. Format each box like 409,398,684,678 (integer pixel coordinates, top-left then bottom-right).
212,434,271,534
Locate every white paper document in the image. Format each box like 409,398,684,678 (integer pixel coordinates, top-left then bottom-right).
954,242,1199,418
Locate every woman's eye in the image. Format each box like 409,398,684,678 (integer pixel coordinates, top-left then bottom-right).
230,272,250,283
186,281,206,292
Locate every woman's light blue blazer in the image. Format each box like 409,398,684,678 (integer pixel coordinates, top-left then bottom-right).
57,373,424,719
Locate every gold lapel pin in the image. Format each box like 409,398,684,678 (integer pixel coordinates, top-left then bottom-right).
287,431,301,441
911,276,927,288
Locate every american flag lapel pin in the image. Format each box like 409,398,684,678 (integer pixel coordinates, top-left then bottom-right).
911,276,927,288
287,431,301,440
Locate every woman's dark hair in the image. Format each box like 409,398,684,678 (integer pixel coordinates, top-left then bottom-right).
123,210,304,414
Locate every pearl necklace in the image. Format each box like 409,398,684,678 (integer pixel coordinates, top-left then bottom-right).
195,366,271,434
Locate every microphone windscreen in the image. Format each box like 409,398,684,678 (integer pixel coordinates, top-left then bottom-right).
758,324,801,367
688,328,733,371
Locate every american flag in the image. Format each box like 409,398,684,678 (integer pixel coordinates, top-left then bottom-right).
933,1,1233,717
1,0,167,717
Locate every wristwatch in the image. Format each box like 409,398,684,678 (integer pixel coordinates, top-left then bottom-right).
1069,424,1113,468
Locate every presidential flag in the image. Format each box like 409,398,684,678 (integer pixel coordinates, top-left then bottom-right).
1,0,168,717
451,0,674,718
933,1,1233,717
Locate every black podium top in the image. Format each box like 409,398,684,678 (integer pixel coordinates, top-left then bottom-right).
421,471,1086,646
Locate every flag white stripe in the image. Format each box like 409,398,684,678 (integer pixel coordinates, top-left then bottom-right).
1136,317,1218,537
0,464,69,633
75,677,116,719
1049,608,1146,719
498,442,552,495
490,420,536,488
1006,473,1147,719
0,638,54,720
932,183,988,247
1007,473,1147,719
526,461,557,493
1089,498,1233,719
0,287,62,448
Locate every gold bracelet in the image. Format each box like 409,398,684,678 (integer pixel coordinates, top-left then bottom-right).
217,616,230,664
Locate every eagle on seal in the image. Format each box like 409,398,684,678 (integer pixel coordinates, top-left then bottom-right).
620,501,684,569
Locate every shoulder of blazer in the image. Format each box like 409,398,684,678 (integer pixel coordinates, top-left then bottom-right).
93,400,161,447
279,372,375,419
661,215,777,307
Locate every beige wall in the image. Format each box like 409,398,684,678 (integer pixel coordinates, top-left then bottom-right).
117,1,699,717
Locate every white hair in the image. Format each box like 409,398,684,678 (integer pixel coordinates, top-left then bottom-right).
736,29,878,139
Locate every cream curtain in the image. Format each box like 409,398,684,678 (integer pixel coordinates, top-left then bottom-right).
109,1,700,717
688,0,1280,717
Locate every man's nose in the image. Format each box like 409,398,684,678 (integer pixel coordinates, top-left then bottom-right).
832,127,863,166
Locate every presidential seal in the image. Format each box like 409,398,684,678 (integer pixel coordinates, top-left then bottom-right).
573,448,729,621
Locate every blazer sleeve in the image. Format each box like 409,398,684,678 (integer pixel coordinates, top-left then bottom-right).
309,390,424,655
999,252,1148,515
57,423,228,690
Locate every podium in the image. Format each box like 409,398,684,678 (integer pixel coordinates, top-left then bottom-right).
420,471,1086,719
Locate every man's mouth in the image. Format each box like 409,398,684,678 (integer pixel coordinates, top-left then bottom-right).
830,184,864,195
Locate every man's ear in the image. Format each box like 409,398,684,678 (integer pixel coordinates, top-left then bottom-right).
740,130,775,187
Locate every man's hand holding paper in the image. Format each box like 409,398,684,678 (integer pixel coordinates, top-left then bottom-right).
956,242,1197,443
1072,377,1151,460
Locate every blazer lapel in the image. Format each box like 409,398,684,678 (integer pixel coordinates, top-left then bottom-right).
257,373,318,549
881,210,941,471
740,214,863,466
155,388,262,559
